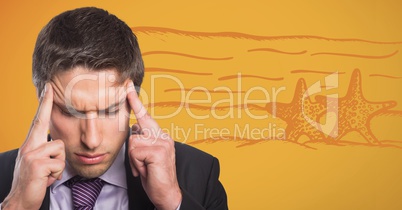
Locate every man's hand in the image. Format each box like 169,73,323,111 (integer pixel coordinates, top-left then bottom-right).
127,81,182,210
2,83,65,210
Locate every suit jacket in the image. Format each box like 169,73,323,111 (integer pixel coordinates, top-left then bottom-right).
0,142,228,210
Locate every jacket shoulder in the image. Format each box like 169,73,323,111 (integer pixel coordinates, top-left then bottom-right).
174,142,217,176
174,142,228,209
175,142,215,163
0,149,18,202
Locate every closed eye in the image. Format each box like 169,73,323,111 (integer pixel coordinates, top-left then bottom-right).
59,107,73,117
99,109,119,116
107,109,119,115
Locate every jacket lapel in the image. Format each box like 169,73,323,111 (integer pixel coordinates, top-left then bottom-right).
39,188,50,210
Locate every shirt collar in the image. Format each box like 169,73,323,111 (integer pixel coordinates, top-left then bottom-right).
99,143,127,189
51,143,127,193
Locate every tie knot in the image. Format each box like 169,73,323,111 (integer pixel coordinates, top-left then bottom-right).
65,176,104,188
64,176,105,210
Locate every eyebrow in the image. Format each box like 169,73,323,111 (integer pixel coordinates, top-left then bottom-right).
54,98,126,113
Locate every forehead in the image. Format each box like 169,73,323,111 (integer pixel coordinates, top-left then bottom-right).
51,67,128,110
55,66,121,85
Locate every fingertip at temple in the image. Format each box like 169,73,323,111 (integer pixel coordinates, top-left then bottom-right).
126,80,136,93
126,82,147,119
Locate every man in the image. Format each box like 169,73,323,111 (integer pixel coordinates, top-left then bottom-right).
0,7,227,210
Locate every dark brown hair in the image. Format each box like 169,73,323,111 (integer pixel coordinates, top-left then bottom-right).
32,7,144,96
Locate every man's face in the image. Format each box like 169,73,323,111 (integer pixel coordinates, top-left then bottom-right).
49,67,130,178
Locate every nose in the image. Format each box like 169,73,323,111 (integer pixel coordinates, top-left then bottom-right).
80,114,102,150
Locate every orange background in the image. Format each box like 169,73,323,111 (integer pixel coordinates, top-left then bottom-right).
1,1,402,209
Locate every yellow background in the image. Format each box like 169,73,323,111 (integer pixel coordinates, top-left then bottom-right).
1,0,402,209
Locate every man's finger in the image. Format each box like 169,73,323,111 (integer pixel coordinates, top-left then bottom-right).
128,136,140,177
132,153,148,178
126,81,159,133
130,146,161,178
20,140,65,168
128,149,140,177
25,83,54,149
33,140,66,161
39,158,66,186
130,134,175,164
130,134,173,148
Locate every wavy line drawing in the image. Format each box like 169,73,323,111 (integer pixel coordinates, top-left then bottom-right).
291,70,345,75
146,67,212,76
164,88,245,93
189,138,316,149
311,50,398,59
303,140,402,149
369,74,402,79
236,139,316,149
381,140,402,144
248,48,307,55
142,51,233,61
218,74,284,81
132,26,402,45
144,101,266,111
377,110,402,117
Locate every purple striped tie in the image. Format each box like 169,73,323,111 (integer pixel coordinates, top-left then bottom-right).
65,176,105,210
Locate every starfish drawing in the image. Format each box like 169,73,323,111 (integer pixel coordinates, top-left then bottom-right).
316,69,397,144
265,78,327,141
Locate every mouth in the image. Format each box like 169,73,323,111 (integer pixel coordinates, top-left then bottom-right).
75,153,107,165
